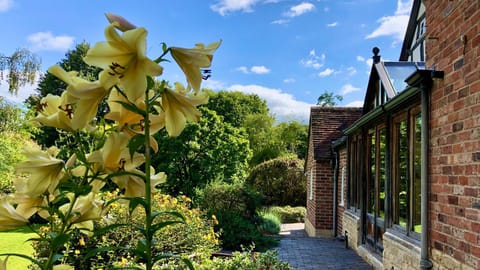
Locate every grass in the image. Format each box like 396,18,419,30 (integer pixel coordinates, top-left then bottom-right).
0,226,36,269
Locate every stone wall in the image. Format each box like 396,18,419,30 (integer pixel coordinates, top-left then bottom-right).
343,210,361,251
426,1,480,269
383,231,421,270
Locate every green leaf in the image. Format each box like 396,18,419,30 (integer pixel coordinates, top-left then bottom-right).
151,210,185,223
0,253,42,268
147,76,155,90
114,100,146,117
128,134,145,160
126,197,147,214
181,257,195,270
133,239,147,259
50,233,70,251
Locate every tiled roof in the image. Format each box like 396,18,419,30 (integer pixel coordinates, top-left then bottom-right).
308,106,362,160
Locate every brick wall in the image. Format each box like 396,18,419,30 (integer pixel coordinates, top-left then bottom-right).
426,1,480,269
305,106,362,237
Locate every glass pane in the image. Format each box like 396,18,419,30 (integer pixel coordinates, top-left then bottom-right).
384,62,425,93
368,131,376,214
397,121,408,228
413,114,422,233
378,128,386,218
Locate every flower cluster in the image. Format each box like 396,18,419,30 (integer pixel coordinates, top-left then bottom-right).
0,13,220,270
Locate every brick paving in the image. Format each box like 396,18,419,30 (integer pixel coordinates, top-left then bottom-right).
275,223,373,270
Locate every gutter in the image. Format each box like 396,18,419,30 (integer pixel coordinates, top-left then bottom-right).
406,69,443,270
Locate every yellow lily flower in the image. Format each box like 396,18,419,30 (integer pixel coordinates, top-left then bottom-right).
160,82,208,136
88,132,145,174
59,193,103,234
112,167,165,198
106,90,164,151
48,65,115,130
0,195,29,231
105,13,136,32
13,193,44,219
15,146,64,197
170,40,221,93
32,93,75,131
84,23,163,102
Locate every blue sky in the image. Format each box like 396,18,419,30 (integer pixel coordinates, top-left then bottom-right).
0,0,413,123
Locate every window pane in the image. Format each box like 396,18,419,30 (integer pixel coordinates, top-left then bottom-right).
368,131,376,214
413,114,422,233
397,120,408,228
378,128,386,218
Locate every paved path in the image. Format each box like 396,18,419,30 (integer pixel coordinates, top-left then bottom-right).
275,223,373,270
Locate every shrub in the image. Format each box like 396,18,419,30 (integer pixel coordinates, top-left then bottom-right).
196,248,292,270
0,132,34,194
246,157,306,207
268,205,306,223
32,192,219,269
196,181,278,251
257,210,281,235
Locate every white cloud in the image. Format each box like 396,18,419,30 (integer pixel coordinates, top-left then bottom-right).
226,84,314,123
327,22,338,27
318,68,335,77
365,0,413,42
210,0,262,16
236,65,270,74
347,67,357,76
344,100,363,107
271,19,289,25
300,49,325,69
284,2,315,18
251,65,270,74
28,32,74,52
0,0,13,12
340,84,361,95
236,66,249,74
283,78,296,83
356,55,365,62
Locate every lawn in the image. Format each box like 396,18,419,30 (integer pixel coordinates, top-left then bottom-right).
0,226,36,269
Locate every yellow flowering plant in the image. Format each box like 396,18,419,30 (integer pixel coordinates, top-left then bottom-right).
0,13,220,270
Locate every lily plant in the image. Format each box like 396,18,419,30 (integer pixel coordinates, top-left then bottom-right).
0,13,220,270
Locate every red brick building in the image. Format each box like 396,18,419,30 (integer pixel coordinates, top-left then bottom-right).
305,1,479,269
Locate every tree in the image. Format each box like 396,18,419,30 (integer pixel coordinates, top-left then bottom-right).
317,90,343,107
205,90,269,127
275,121,308,159
0,48,41,95
246,157,306,206
152,107,251,198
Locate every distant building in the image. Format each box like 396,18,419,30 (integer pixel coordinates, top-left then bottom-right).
305,1,479,269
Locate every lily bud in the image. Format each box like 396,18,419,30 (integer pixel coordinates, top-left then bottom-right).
105,13,136,31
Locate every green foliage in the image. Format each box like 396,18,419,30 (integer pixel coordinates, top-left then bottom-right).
246,157,306,207
0,100,35,193
266,206,306,223
205,90,269,128
196,181,278,251
275,121,308,160
32,192,219,269
194,249,292,270
257,210,281,235
316,90,343,107
153,107,251,198
0,48,41,95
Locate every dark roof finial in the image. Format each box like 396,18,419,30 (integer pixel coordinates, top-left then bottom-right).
372,47,381,63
